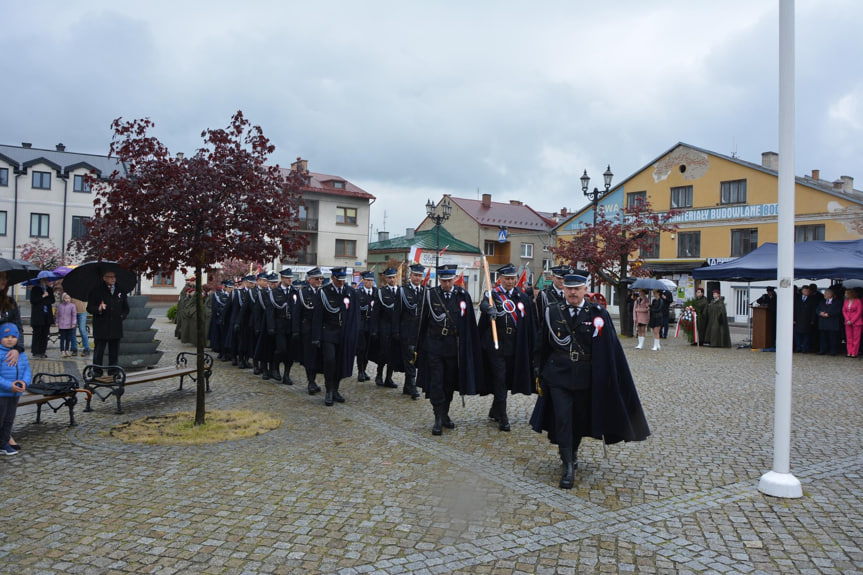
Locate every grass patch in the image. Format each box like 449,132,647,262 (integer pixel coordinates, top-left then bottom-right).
107,409,281,445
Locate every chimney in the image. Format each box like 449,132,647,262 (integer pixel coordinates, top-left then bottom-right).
291,157,309,173
833,180,844,191
561,207,568,217
405,228,415,239
761,151,779,171
481,193,492,207
378,231,390,242
21,142,31,148
840,175,854,192
811,169,820,180
55,143,65,152
509,200,522,206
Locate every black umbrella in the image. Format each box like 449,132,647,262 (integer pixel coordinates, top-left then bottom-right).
0,257,41,285
629,278,669,291
61,261,137,300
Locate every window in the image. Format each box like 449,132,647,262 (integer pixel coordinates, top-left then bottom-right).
153,271,175,287
30,213,49,237
484,241,496,256
73,175,91,193
0,211,6,236
626,191,646,210
332,181,346,189
670,185,693,208
32,171,51,189
677,231,700,258
520,243,533,259
71,216,90,239
731,228,758,257
795,224,825,243
0,168,8,187
720,179,747,204
640,233,660,259
335,239,357,257
336,207,357,225
542,259,552,272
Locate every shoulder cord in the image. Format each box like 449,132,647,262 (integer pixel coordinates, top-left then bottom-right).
298,288,315,310
268,288,289,310
427,288,456,326
319,287,343,315
400,286,419,313
377,286,396,310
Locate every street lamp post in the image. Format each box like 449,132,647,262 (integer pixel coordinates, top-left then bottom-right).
580,165,614,291
425,197,452,286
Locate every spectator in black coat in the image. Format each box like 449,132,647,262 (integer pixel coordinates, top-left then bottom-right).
28,271,55,358
816,288,842,356
793,285,819,353
86,271,130,373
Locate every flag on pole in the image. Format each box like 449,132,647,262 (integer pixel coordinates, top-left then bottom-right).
421,267,431,286
454,271,465,287
516,267,528,289
409,246,424,263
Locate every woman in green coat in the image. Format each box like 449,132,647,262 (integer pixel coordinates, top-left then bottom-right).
705,290,732,348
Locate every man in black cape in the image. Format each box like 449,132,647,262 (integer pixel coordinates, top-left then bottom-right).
311,267,359,406
531,272,649,489
415,264,481,435
293,267,324,395
477,263,536,432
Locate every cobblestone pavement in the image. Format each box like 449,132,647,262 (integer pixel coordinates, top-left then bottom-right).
2,311,862,574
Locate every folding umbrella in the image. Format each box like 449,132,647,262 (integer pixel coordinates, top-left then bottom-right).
61,261,137,300
0,258,41,284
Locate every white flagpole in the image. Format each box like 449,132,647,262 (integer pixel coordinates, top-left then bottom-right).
759,0,802,498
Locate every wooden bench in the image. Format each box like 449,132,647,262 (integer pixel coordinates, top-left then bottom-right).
19,372,92,426
82,352,213,414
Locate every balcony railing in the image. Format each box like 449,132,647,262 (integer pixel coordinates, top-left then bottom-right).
295,252,317,265
298,218,318,231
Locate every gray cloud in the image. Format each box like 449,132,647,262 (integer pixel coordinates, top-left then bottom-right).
3,0,861,237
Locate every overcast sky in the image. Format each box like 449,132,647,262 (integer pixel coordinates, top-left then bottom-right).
4,1,862,238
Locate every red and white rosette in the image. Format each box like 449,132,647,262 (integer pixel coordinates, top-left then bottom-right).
592,316,604,338
343,297,350,310
460,300,466,317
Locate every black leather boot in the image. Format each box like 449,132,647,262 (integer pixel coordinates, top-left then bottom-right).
282,369,293,385
559,447,575,489
442,402,455,429
261,364,271,380
332,382,345,403
375,366,385,387
324,388,334,406
383,367,397,388
497,406,510,432
488,405,499,422
308,380,321,395
271,364,281,381
253,361,262,375
432,406,443,436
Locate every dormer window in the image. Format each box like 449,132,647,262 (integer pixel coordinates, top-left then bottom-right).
333,181,346,190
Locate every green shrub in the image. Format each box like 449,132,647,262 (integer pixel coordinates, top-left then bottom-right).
167,304,178,322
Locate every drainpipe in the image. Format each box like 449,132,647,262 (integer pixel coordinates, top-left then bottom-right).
61,174,68,259
12,172,19,259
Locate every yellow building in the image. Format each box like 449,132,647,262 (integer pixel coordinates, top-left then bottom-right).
555,142,863,317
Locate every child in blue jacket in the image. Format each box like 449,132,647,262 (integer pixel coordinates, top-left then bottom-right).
0,322,30,456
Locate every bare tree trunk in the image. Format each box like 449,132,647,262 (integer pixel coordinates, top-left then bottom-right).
194,264,206,425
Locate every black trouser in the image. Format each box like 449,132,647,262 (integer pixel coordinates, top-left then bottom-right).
401,339,417,380
819,329,840,355
424,351,458,408
547,364,592,451
0,395,19,448
485,352,514,411
356,329,371,371
321,340,345,391
93,338,120,369
31,325,50,355
274,330,293,371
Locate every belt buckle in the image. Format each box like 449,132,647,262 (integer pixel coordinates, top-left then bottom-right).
441,327,448,336
570,351,580,362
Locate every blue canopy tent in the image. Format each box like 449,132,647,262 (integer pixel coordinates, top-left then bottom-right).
692,239,863,281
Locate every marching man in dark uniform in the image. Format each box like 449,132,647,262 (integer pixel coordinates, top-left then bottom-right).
215,280,234,361
536,264,570,321
312,267,359,406
209,280,232,360
355,271,377,382
293,267,324,395
396,263,425,399
230,275,255,368
373,267,402,389
268,268,298,385
253,272,279,381
416,264,481,435
478,263,536,432
250,272,270,376
531,272,650,489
